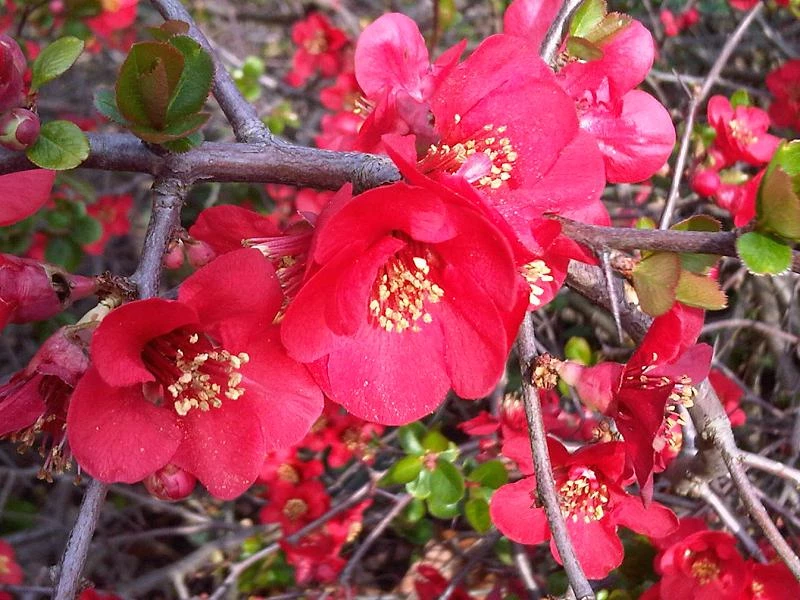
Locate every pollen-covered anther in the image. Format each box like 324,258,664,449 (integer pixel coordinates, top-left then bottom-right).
558,468,610,523
418,123,517,189
532,353,560,389
142,330,250,417
369,250,444,334
728,120,757,145
283,498,309,521
689,556,721,584
520,260,555,305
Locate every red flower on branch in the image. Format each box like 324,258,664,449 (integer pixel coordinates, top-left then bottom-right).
490,438,678,579
259,479,331,534
0,541,23,600
286,12,349,87
0,169,56,227
557,304,712,496
67,249,323,499
83,194,133,256
707,96,780,167
281,182,527,425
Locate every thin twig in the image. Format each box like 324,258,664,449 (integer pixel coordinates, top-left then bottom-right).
516,314,594,600
659,2,764,229
702,319,800,346
694,480,765,560
512,543,542,600
52,478,108,600
740,451,800,490
539,0,584,66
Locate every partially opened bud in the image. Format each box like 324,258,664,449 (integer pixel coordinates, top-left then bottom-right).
557,361,623,414
0,254,98,330
0,108,40,151
144,464,197,501
162,241,184,269
185,239,215,268
690,168,721,197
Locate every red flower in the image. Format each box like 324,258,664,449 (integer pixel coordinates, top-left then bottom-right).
713,169,763,227
286,12,348,87
766,60,800,132
86,0,138,38
0,325,92,477
0,254,97,331
0,169,56,227
490,439,678,579
258,448,324,486
280,182,526,425
67,249,323,499
555,20,676,183
0,541,23,600
557,304,712,496
745,561,800,599
654,530,748,599
502,0,561,44
302,401,384,468
315,110,362,151
0,34,26,112
259,479,331,533
414,565,472,600
83,194,133,255
353,13,464,152
707,96,780,166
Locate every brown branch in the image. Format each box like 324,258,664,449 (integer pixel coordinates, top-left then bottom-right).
659,2,764,229
559,218,800,274
0,134,401,193
539,0,584,65
516,313,595,600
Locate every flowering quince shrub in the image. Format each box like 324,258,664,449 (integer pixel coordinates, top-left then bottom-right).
1,0,800,598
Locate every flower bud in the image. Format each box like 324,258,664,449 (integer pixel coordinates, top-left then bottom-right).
690,168,720,197
162,240,185,269
185,239,216,268
0,35,27,112
144,464,197,501
0,254,98,330
0,108,40,151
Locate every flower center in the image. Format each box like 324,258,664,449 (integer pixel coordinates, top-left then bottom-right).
277,463,300,484
728,119,757,145
141,329,250,417
368,246,444,334
558,468,610,523
0,555,9,576
304,30,328,55
283,498,309,521
418,119,517,190
689,556,721,585
520,260,554,306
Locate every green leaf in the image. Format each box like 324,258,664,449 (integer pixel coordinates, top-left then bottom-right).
427,497,460,519
116,41,184,128
467,460,508,489
382,455,423,485
729,89,752,108
398,423,425,456
138,57,172,129
45,236,82,271
396,518,434,545
166,36,213,123
565,36,604,61
671,215,722,273
631,252,681,317
31,37,84,91
421,430,450,453
564,336,592,366
93,88,127,125
586,13,631,44
401,498,427,524
148,19,190,41
675,271,727,311
160,131,203,153
736,231,793,275
464,498,491,533
757,141,800,241
129,112,209,144
25,120,89,170
406,467,432,499
71,215,102,245
570,0,606,38
430,459,464,504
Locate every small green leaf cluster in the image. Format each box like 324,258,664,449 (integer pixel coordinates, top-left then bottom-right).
566,0,631,61
632,216,727,316
382,423,507,536
233,56,265,103
94,22,213,152
737,141,800,275
24,37,89,170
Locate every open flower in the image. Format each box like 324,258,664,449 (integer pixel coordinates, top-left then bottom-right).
490,438,677,579
557,304,712,496
707,96,780,166
67,249,323,499
281,181,526,425
286,12,349,87
766,59,800,132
